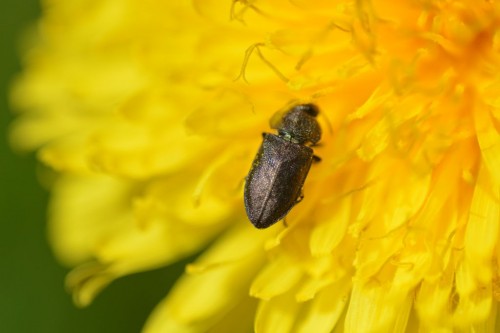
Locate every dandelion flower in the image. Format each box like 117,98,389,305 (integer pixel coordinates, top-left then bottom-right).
11,0,500,332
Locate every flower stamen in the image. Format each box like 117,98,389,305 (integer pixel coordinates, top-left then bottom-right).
236,43,289,83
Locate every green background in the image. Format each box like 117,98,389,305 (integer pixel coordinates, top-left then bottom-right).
1,1,186,332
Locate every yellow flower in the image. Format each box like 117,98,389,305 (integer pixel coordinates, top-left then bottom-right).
11,0,500,332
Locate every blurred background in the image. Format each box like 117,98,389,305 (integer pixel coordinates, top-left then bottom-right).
1,1,185,332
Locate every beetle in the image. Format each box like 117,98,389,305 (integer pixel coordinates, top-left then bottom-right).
244,103,322,229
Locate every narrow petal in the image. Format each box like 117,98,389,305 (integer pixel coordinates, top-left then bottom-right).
250,254,303,300
475,103,500,185
310,197,351,256
471,300,497,333
143,224,272,333
463,165,500,286
345,282,413,333
415,260,455,328
294,277,351,333
255,293,301,333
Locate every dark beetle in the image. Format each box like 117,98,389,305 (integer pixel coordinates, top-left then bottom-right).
244,103,322,229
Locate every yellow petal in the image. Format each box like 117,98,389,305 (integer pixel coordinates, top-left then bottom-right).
310,197,351,256
475,103,500,185
463,165,500,286
415,261,455,328
294,277,351,333
143,224,272,333
470,300,498,333
255,293,301,333
250,254,303,300
345,282,413,333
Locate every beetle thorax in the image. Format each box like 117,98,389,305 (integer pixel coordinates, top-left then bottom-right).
277,107,322,145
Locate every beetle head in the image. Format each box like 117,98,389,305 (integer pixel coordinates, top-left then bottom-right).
273,103,322,145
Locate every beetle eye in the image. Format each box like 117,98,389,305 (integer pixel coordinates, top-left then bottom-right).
295,103,319,117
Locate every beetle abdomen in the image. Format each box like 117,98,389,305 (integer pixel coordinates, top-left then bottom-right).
244,133,313,228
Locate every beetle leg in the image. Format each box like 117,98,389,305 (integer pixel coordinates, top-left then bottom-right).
296,191,304,203
312,155,321,163
281,192,304,228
